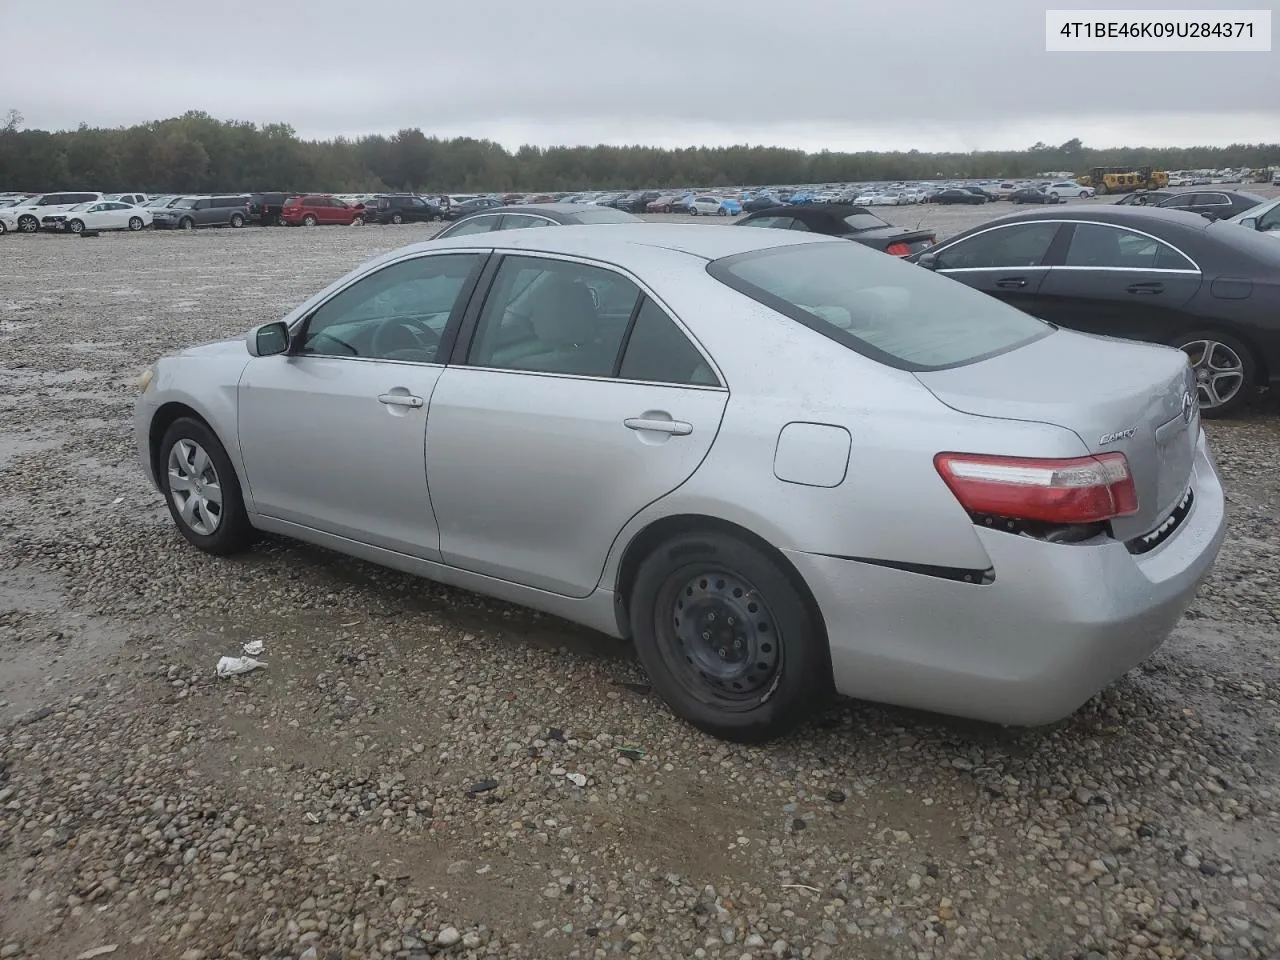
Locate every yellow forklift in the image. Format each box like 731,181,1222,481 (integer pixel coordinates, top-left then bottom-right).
1078,166,1170,195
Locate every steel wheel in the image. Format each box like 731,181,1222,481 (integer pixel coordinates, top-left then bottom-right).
167,438,223,535
1180,339,1245,410
659,569,782,706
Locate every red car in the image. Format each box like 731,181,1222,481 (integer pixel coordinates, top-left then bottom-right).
280,195,365,226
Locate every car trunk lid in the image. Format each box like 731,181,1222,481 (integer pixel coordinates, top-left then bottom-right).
915,329,1198,541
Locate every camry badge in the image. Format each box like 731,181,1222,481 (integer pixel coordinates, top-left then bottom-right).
1098,427,1136,445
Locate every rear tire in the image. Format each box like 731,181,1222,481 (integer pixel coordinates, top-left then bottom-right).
391,213,404,224
128,216,144,231
689,207,699,216
229,213,245,228
629,531,831,742
158,418,256,555
302,214,317,227
67,219,85,234
1172,330,1256,418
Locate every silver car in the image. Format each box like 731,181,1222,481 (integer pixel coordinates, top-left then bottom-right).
133,224,1226,741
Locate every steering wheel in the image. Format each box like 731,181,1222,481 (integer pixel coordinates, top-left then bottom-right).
370,317,440,359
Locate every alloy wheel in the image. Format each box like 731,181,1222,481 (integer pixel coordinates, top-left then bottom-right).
167,438,223,535
1180,339,1245,409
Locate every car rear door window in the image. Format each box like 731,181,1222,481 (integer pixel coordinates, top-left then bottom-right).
1158,194,1195,209
468,256,640,376
1063,223,1196,271
932,222,1059,269
299,253,481,362
617,298,719,386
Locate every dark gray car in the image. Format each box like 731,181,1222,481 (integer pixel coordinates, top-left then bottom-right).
152,195,251,230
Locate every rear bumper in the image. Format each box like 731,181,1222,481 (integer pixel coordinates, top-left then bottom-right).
787,430,1227,726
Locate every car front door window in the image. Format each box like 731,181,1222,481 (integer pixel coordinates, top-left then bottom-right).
299,253,482,362
499,214,554,230
1257,206,1280,233
468,256,640,376
1063,223,1195,271
933,222,1059,269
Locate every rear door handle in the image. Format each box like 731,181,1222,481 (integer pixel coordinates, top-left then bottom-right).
1126,282,1163,295
994,277,1028,289
378,392,424,408
624,417,692,436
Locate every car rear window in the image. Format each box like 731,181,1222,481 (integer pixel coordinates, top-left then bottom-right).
843,212,889,230
707,241,1051,372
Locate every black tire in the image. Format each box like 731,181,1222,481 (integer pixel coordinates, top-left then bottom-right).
229,213,245,228
302,214,317,227
67,219,85,234
629,531,831,742
17,215,38,233
1172,329,1256,418
180,217,195,231
128,216,144,231
158,417,256,555
689,207,699,216
0,220,6,235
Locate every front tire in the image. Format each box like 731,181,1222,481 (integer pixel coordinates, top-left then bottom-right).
67,219,85,234
18,215,38,233
350,215,364,226
128,217,144,231
630,531,831,742
302,214,317,227
180,218,195,231
1174,330,1255,417
159,418,255,555
229,213,245,228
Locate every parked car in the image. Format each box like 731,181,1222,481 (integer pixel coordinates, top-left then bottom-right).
1148,190,1267,222
151,195,251,230
687,195,730,216
434,202,640,238
134,222,1226,741
0,207,17,235
736,204,935,256
718,198,743,216
248,192,295,226
742,193,781,212
1228,196,1280,238
103,192,149,206
616,191,663,213
1046,181,1095,200
281,195,366,227
912,205,1280,415
142,195,182,209
1114,189,1178,207
961,186,997,202
1009,187,1060,205
365,194,443,224
42,200,152,234
931,188,987,205
645,194,684,213
7,192,103,233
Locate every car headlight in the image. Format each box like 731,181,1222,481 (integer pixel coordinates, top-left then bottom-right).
136,365,155,393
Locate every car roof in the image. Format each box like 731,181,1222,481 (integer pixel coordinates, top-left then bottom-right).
999,204,1213,231
420,221,831,261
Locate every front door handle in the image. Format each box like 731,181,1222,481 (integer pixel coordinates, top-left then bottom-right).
378,392,424,408
995,277,1028,289
624,417,692,436
1126,282,1163,295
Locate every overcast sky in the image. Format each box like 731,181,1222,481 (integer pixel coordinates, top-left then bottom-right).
1,0,1275,152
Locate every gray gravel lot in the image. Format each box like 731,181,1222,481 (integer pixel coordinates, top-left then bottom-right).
1,201,1279,960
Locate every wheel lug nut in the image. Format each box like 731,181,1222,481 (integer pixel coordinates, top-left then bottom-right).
702,631,711,641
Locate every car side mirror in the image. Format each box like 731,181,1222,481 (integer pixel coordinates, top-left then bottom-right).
1237,217,1258,230
247,320,290,357
916,252,938,270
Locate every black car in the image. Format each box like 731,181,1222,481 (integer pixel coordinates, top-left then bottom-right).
1145,189,1267,222
365,194,442,224
736,204,936,256
248,192,294,226
443,196,504,220
1009,187,1060,205
433,202,641,238
931,188,987,205
1114,189,1178,207
615,190,663,213
911,205,1280,415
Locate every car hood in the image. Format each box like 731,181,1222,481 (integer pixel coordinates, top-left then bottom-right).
178,338,246,359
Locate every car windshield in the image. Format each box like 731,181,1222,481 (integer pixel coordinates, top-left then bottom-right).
707,241,1051,371
843,212,889,230
68,202,93,211
173,198,197,209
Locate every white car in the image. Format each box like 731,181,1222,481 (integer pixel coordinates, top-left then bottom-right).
1046,181,1094,200
1228,196,1280,238
0,207,17,235
686,195,726,215
46,200,152,234
103,192,148,206
853,193,878,205
7,191,104,233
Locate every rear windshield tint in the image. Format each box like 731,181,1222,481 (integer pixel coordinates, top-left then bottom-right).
707,242,1051,371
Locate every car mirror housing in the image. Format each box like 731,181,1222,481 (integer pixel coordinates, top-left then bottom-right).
247,320,290,357
916,252,938,270
1237,217,1258,230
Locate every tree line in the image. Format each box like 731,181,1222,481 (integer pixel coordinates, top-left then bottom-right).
2,110,1277,194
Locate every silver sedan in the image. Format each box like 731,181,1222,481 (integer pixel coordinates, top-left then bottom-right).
133,223,1226,741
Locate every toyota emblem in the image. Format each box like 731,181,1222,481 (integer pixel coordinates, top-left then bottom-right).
1181,390,1195,424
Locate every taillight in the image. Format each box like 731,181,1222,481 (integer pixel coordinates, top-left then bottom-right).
934,452,1139,525
886,242,911,256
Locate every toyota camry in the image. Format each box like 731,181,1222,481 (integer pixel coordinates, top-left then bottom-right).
134,223,1226,741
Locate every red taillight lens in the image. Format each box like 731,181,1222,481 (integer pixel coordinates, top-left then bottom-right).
934,452,1139,525
886,243,911,256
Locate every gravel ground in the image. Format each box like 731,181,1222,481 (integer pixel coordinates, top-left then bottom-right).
1,207,1279,960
